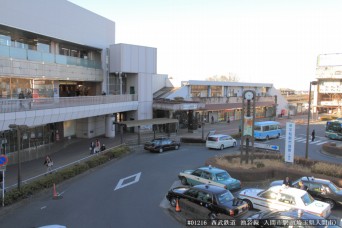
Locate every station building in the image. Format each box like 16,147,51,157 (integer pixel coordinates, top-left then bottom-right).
0,0,288,164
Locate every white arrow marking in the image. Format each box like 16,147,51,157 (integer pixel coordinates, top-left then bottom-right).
114,172,141,191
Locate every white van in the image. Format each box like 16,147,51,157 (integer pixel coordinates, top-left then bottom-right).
206,134,237,150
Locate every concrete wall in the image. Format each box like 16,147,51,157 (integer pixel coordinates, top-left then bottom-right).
109,44,157,74
0,0,115,49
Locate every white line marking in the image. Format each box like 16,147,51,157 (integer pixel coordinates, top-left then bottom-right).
114,172,141,191
41,206,47,210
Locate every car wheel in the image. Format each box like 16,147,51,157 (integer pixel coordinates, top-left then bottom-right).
180,177,188,185
220,144,224,150
243,199,253,209
209,212,217,220
233,142,236,147
175,145,179,150
159,148,163,153
324,199,335,209
170,197,177,207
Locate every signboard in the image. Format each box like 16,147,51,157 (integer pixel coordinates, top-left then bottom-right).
243,116,253,136
0,155,8,167
254,143,280,151
285,122,295,163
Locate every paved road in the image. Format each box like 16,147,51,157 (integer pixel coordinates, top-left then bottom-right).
0,144,340,228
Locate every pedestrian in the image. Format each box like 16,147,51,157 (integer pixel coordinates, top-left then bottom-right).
89,141,95,154
18,91,25,109
283,176,292,187
298,181,307,191
95,139,101,153
311,129,315,142
227,116,230,124
44,155,53,174
211,116,214,124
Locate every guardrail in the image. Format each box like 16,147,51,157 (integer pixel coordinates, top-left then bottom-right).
0,94,138,113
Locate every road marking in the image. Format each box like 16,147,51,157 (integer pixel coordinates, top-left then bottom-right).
41,206,47,210
114,172,141,191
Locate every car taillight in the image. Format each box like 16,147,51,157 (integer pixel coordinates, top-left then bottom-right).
229,210,235,216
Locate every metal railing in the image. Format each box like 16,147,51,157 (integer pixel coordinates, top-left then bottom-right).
0,94,138,113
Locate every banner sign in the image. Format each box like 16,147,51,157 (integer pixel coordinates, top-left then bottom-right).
285,122,295,163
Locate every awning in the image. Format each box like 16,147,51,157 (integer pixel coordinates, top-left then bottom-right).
118,118,179,128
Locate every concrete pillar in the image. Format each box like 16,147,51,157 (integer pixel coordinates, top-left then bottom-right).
105,115,115,138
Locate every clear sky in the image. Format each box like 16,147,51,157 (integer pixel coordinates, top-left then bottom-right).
68,0,342,90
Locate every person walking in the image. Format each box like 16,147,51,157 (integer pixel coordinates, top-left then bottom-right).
89,141,95,154
44,155,53,174
311,129,315,142
227,116,230,124
95,139,101,153
211,116,214,124
282,176,292,187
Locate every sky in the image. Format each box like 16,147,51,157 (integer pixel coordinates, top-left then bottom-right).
68,0,342,90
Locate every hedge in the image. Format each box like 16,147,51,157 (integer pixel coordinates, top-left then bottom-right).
2,145,130,206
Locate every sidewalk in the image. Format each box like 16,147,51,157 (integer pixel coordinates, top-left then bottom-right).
2,115,304,190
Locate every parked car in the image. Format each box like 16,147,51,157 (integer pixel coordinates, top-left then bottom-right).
206,134,237,150
238,185,331,218
178,166,241,191
247,209,341,228
270,176,342,209
166,184,248,219
143,137,180,153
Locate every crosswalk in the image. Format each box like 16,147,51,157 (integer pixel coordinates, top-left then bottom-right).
278,135,330,145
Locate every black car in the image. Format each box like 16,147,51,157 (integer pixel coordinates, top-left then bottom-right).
248,209,341,228
166,184,248,219
270,176,342,209
144,137,180,153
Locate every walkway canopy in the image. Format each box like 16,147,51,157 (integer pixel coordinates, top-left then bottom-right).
117,118,179,145
119,118,178,128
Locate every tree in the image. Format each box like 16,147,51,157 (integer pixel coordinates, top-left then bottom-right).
206,73,239,82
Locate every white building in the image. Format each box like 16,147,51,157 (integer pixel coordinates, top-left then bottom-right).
0,0,171,163
153,80,288,126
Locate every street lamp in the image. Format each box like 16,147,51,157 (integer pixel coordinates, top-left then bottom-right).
8,124,28,190
305,81,318,159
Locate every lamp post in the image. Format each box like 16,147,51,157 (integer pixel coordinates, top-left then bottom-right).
305,81,318,159
8,124,28,190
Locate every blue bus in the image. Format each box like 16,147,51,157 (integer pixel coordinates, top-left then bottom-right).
325,120,342,140
254,121,281,140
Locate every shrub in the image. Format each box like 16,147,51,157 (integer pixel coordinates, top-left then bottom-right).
311,162,342,178
255,162,265,168
2,145,130,206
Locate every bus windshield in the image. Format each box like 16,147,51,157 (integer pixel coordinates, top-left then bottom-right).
326,121,342,134
325,120,342,140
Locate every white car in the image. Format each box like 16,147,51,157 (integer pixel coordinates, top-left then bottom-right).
239,185,331,218
206,134,237,150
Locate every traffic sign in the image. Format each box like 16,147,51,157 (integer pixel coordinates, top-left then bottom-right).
254,143,280,151
0,155,8,167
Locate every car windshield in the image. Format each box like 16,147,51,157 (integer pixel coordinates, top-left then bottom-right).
301,192,315,206
151,140,162,145
217,191,234,204
216,172,231,181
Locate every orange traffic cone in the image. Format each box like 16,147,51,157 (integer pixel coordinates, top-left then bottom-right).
53,183,58,199
175,199,181,212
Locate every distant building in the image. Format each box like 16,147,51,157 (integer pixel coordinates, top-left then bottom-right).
153,80,288,126
314,53,342,114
